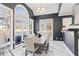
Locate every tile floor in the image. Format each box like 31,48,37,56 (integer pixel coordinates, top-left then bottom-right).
4,40,74,56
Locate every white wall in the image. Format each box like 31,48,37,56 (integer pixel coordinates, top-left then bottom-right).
63,17,72,28
63,31,74,54
62,17,75,54
74,5,79,24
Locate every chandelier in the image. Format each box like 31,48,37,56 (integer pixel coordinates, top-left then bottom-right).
36,3,45,13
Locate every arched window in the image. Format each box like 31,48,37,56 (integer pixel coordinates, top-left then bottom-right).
15,5,30,45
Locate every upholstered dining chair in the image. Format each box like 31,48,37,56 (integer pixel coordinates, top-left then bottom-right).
24,37,39,56
41,34,50,54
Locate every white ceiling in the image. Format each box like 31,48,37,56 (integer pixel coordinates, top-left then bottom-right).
59,3,76,16
26,3,76,16
26,3,59,16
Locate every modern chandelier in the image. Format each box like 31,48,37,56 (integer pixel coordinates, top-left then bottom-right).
36,3,45,13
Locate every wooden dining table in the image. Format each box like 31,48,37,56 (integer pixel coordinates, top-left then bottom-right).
33,36,47,54
34,36,47,45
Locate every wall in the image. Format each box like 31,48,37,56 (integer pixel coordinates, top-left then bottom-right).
74,4,79,55
63,31,75,54
2,4,64,41
34,18,39,34
62,17,72,27
74,5,79,24
78,39,79,56
34,13,62,40
62,17,76,55
53,16,62,40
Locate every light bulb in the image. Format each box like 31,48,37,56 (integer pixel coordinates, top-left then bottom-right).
41,8,45,12
36,8,40,12
36,7,45,13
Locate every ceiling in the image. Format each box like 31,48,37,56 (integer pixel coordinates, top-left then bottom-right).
26,3,76,16
59,3,76,16
26,3,59,16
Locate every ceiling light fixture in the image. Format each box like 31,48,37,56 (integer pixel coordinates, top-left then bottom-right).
36,3,45,13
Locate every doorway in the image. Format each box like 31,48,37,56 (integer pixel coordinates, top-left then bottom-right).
39,19,53,40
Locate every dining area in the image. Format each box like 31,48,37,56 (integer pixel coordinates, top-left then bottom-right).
23,33,50,56
0,3,77,56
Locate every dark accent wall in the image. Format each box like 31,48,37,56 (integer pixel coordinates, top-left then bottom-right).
53,16,62,40
34,18,39,35
34,13,62,40
72,15,75,24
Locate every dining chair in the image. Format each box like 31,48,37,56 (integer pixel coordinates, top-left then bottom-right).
41,34,50,54
24,36,39,56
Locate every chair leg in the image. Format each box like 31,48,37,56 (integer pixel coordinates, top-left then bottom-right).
43,46,48,54
9,49,14,56
25,50,28,56
33,53,35,56
46,50,48,54
33,53,36,56
47,43,49,50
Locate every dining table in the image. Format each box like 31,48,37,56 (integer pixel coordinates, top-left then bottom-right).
33,36,47,54
23,35,48,54
34,36,47,45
